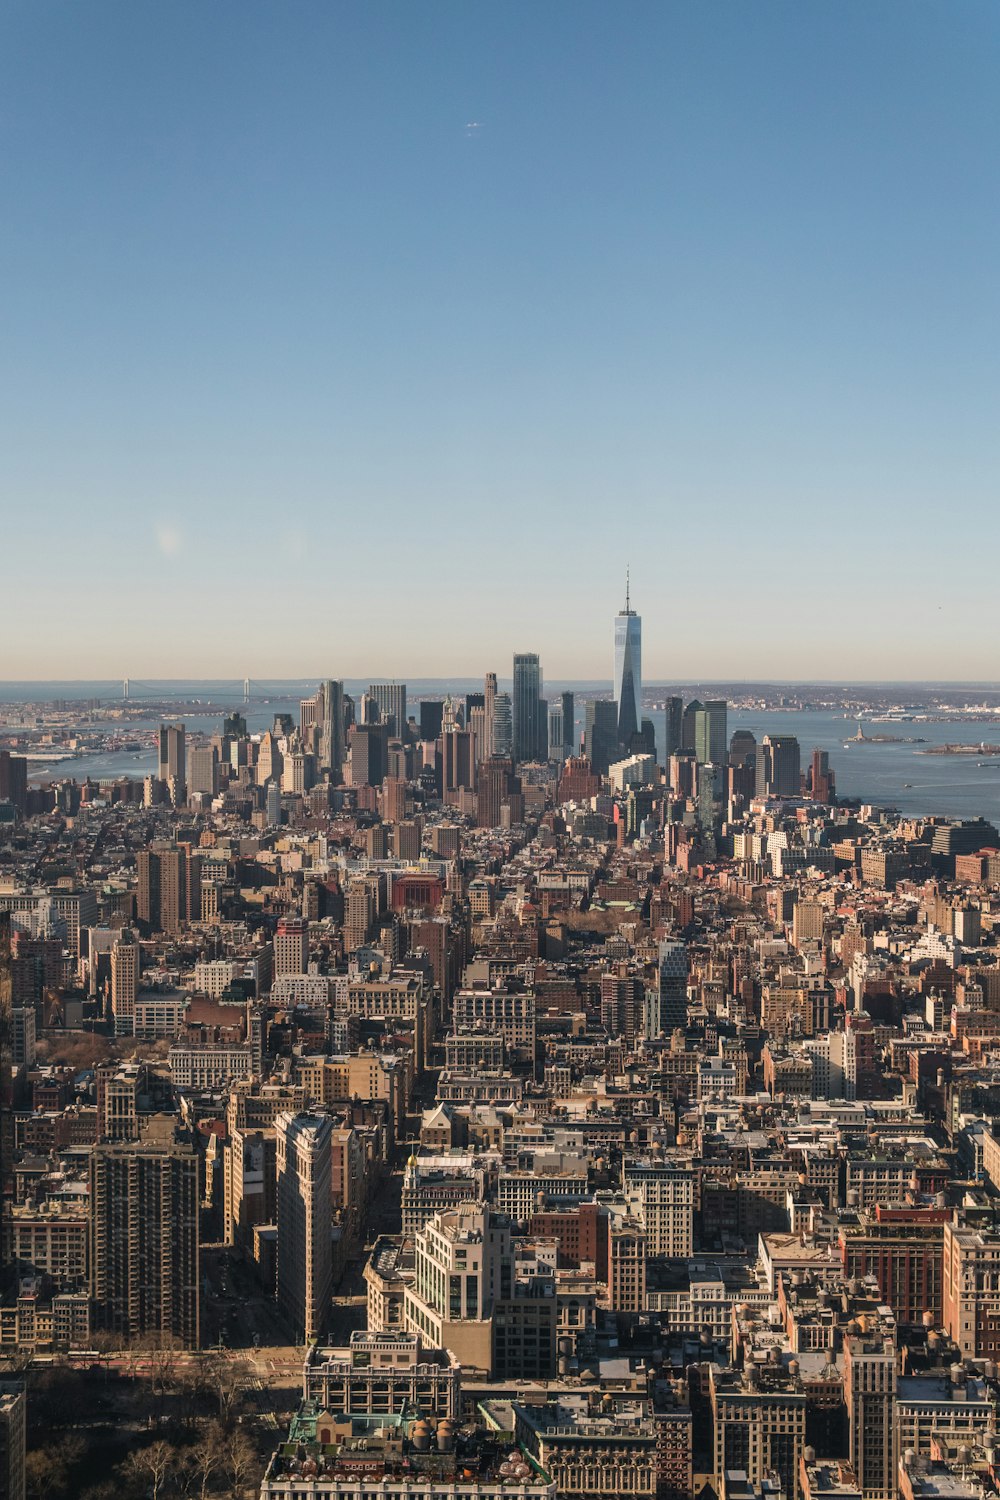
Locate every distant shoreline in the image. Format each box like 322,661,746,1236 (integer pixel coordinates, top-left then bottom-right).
919,744,1000,756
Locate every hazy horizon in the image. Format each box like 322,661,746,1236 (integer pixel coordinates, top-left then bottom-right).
4,676,1000,696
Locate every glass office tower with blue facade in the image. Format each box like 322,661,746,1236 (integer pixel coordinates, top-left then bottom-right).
613,575,642,749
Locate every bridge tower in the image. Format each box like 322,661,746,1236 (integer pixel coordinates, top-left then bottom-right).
123,677,129,702
243,677,250,704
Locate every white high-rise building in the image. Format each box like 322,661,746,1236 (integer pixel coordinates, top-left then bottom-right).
613,572,642,747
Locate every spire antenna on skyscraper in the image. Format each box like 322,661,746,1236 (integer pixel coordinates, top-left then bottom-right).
625,564,630,615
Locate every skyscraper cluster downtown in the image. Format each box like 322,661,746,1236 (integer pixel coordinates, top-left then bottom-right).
511,576,645,772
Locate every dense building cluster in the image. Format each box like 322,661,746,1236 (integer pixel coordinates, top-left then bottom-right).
5,629,1000,1500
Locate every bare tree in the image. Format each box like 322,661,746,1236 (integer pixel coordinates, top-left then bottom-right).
80,1484,119,1500
201,1350,250,1427
145,1337,182,1403
186,1422,225,1500
125,1439,176,1500
25,1450,64,1500
24,1436,85,1500
174,1363,206,1431
224,1428,260,1499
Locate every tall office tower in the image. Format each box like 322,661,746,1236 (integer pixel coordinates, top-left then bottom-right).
465,690,485,726
256,731,283,787
163,845,201,932
484,673,497,757
299,695,318,736
316,679,345,778
728,730,757,767
756,735,802,798
468,704,488,770
0,914,11,1291
441,729,476,792
350,723,389,787
137,844,202,933
560,690,575,756
344,878,378,952
512,654,546,763
0,752,27,818
283,751,315,795
265,779,282,825
188,744,219,796
492,693,513,756
274,917,309,977
680,700,702,754
810,748,836,802
663,696,683,760
696,762,722,841
844,1327,897,1500
694,700,727,765
600,972,644,1043
109,929,139,1035
89,1122,200,1347
369,683,407,737
276,1112,333,1343
655,936,688,1035
0,1385,26,1500
547,704,564,761
383,777,408,824
584,699,619,776
613,574,642,747
394,819,422,861
136,847,160,929
477,757,518,829
443,697,461,732
359,691,380,726
636,717,656,757
419,700,444,742
158,722,186,787
387,737,411,781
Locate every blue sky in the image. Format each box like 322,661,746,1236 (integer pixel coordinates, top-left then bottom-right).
2,2,998,681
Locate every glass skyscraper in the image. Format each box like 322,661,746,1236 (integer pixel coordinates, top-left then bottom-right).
613,577,641,748
492,692,513,756
694,700,728,766
511,654,545,763
560,690,575,756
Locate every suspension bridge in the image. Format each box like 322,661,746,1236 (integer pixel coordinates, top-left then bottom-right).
118,679,315,704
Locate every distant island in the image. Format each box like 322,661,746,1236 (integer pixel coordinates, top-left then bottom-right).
920,742,1000,756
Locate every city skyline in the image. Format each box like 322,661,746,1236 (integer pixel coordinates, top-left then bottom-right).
3,2,999,680
5,5,1000,1496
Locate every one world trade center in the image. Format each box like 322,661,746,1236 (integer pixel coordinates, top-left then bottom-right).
613,572,641,749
